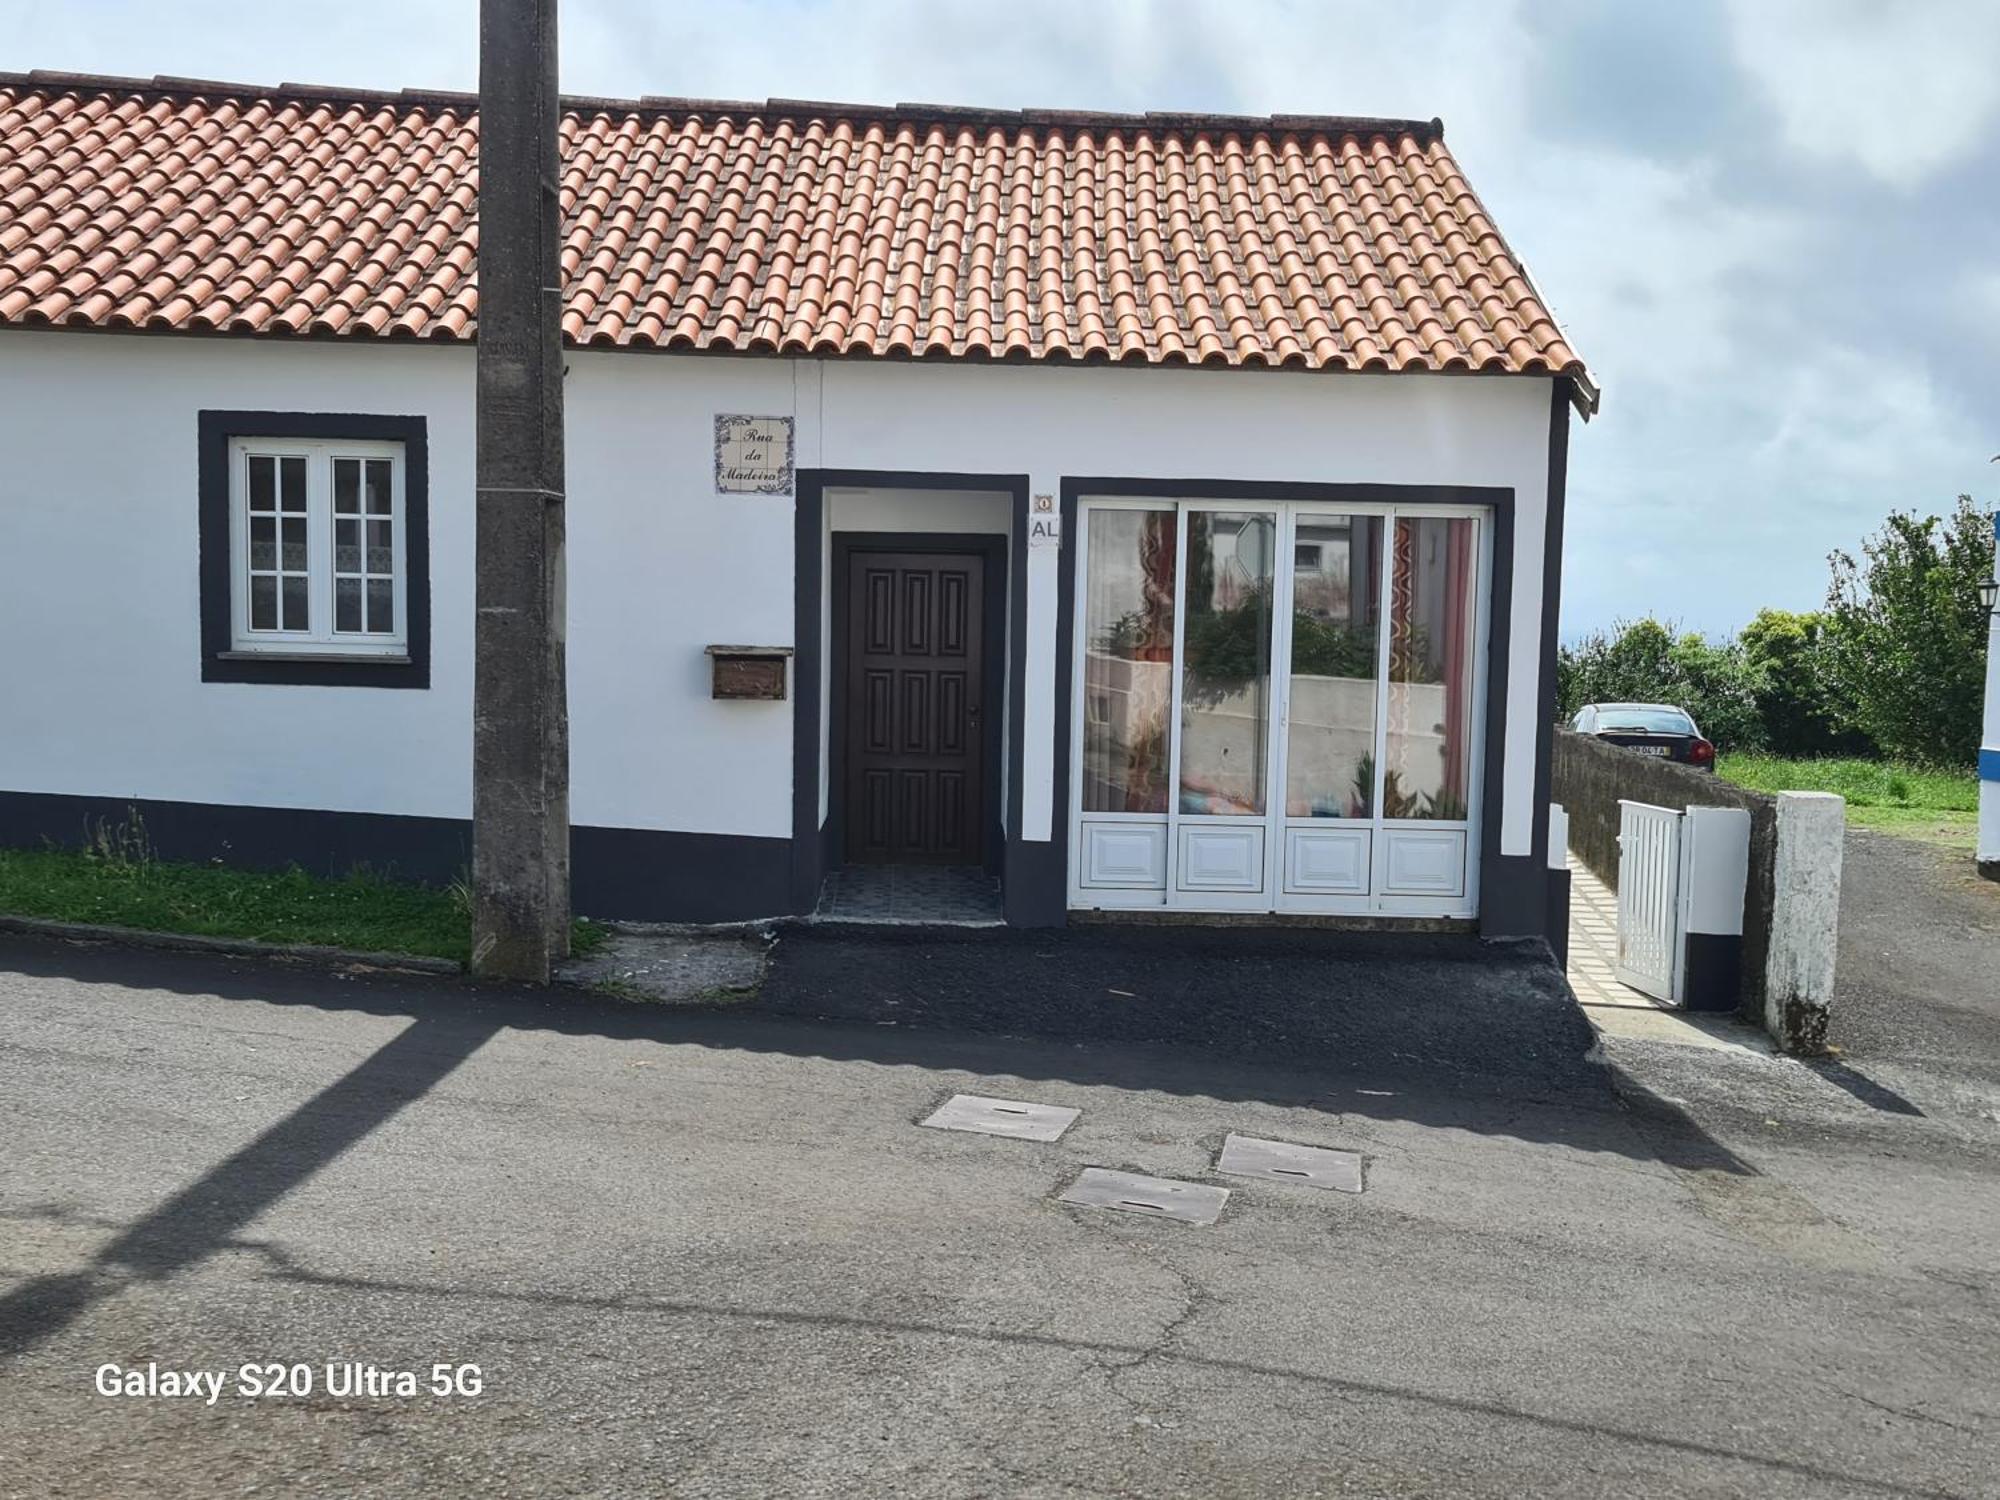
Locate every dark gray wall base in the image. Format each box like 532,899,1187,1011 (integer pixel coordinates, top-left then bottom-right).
1479,853,1549,941
571,826,792,923
1544,865,1571,968
1002,837,1067,927
0,790,794,925
0,789,470,886
1681,931,1742,1013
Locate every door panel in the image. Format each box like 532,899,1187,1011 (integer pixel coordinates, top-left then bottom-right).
1081,823,1169,888
843,551,985,865
1379,828,1467,895
1284,826,1371,894
1177,824,1265,891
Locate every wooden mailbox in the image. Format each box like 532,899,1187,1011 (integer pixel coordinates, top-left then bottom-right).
706,645,792,701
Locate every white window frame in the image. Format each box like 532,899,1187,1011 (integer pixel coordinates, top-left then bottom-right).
1066,494,1492,920
227,437,409,659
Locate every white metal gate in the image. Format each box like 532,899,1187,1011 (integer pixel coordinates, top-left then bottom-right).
1615,800,1685,1003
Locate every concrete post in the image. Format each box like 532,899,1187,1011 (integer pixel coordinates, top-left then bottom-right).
1763,791,1844,1051
1978,512,1999,881
472,0,570,980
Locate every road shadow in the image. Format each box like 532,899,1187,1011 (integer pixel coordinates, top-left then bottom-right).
0,931,1751,1186
1808,1059,1925,1117
0,1003,501,1363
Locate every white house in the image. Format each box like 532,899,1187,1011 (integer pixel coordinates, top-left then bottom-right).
0,72,1594,938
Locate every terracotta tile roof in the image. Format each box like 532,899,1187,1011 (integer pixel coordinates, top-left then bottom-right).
0,72,1594,409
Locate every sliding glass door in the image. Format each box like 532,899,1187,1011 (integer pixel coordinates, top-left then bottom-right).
1073,497,1489,916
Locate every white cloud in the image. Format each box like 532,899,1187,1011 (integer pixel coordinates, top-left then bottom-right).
1723,0,2000,187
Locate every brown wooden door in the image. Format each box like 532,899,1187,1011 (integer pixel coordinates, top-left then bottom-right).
842,550,986,865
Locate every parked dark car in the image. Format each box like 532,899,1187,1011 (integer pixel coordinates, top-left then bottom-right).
1570,702,1716,770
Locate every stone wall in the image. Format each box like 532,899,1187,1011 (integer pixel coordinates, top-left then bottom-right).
1552,728,1778,1025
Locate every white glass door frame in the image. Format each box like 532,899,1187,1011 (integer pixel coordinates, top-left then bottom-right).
1166,501,1285,910
1067,495,1491,919
1272,503,1491,917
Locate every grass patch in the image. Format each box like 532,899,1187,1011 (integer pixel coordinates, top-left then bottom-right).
1840,805,1978,850
1716,753,1980,851
0,818,607,966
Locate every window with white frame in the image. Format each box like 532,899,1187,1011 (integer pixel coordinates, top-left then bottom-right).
229,438,408,656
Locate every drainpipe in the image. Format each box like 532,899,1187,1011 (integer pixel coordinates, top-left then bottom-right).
1979,508,2000,882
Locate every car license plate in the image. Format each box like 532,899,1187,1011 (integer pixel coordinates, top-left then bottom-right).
1633,744,1669,757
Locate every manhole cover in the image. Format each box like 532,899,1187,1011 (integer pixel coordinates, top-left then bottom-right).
1059,1168,1230,1225
921,1094,1081,1142
1217,1134,1364,1193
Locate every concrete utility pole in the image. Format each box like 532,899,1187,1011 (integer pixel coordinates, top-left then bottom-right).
1979,505,1999,881
473,0,570,979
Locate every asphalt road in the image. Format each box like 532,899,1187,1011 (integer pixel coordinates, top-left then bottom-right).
1834,829,2000,1087
3,932,1997,1498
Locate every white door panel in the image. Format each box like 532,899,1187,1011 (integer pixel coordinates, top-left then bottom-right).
1283,826,1371,893
1081,821,1168,889
1177,824,1265,891
1379,828,1467,896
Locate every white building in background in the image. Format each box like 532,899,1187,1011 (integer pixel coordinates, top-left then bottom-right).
1980,512,2000,880
0,71,1595,938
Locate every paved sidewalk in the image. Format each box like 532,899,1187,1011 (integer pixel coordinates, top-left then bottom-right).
1565,852,1657,1009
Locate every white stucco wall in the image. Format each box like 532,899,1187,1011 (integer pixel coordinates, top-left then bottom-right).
0,331,1554,854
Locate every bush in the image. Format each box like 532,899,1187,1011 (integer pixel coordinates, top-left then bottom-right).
1738,608,1870,757
1820,495,1992,766
1557,617,1765,748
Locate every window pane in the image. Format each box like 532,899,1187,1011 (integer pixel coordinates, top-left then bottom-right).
1285,514,1383,817
366,518,393,576
336,517,360,574
1385,516,1478,820
366,578,393,634
250,575,277,630
249,516,276,571
1180,511,1275,816
280,456,307,512
336,577,362,633
365,459,393,515
1081,508,1176,814
248,455,275,510
282,574,309,631
334,458,360,514
281,516,307,573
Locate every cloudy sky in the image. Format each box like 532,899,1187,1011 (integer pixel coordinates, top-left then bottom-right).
11,0,1998,636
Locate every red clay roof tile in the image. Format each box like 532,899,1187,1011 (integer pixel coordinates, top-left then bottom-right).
0,72,1592,406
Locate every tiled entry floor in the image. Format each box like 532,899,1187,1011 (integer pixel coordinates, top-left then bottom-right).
815,865,1004,926
1566,852,1661,1009
1566,852,1770,1055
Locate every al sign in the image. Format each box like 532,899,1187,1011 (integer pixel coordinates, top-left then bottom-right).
1028,493,1062,548
714,415,795,495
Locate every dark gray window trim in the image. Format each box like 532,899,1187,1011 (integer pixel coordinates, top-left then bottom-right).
198,410,431,688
